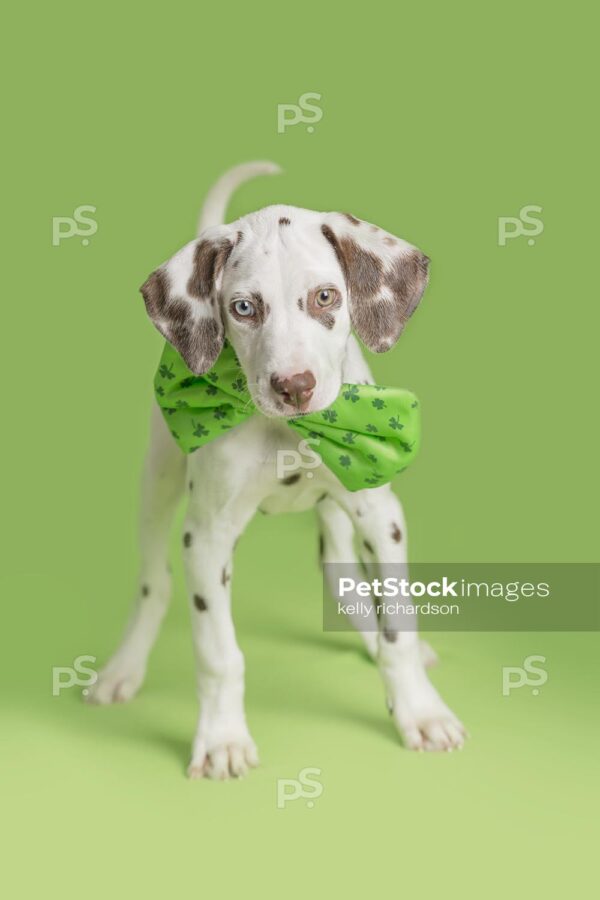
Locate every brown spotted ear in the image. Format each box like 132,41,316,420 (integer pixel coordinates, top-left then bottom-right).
321,213,430,352
140,227,234,374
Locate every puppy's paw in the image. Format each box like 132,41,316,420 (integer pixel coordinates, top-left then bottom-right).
85,663,146,705
188,740,259,780
393,700,467,752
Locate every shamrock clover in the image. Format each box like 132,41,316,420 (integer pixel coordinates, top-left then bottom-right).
339,454,351,468
322,410,338,423
176,399,189,409
411,400,419,408
159,363,175,380
180,376,197,388
155,385,165,397
343,385,360,403
170,430,180,440
389,416,404,431
342,432,356,444
399,440,415,453
214,406,228,420
365,471,383,484
367,453,378,463
371,398,386,410
366,423,379,433
207,372,219,383
205,384,218,396
165,407,177,416
231,377,246,392
192,420,209,438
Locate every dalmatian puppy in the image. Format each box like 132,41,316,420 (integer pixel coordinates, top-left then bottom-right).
87,162,466,777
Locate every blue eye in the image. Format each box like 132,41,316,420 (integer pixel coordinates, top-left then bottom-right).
232,298,256,318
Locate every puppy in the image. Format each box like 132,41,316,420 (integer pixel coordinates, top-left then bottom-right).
87,162,466,778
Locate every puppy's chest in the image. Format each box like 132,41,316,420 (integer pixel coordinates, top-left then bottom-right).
256,420,338,514
194,415,336,513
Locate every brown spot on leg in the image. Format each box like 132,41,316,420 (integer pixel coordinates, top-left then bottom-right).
183,532,193,548
391,523,402,542
189,480,194,493
193,594,208,612
318,533,324,562
221,567,231,587
281,473,301,485
141,584,150,598
364,540,374,554
383,627,398,643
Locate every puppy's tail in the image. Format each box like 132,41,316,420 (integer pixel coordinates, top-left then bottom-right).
197,161,282,234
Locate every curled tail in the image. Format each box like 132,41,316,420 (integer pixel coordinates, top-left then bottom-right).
197,161,282,234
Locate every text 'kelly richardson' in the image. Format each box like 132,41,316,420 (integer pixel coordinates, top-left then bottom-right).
322,563,600,632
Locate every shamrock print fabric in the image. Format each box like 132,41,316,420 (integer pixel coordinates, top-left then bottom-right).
154,341,421,492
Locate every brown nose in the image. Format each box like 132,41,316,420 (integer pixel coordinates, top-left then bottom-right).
270,370,316,410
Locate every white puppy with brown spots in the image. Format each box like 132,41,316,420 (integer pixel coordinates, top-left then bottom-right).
87,162,467,777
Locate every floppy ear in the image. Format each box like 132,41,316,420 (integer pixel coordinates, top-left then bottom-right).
140,226,235,374
321,213,430,353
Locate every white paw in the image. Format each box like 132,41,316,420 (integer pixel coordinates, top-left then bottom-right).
85,662,146,705
188,739,259,780
393,698,467,752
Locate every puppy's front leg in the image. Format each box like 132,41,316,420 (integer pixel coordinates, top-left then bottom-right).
183,505,258,780
342,485,467,752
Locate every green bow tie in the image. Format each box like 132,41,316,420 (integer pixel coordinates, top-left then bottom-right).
154,341,420,492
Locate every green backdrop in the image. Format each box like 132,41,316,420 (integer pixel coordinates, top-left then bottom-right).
2,2,597,898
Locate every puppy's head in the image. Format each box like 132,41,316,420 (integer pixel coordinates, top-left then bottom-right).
141,206,429,417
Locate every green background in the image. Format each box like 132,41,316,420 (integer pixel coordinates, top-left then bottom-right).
2,2,597,897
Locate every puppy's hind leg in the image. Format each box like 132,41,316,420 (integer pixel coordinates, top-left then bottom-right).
317,496,379,659
317,496,437,667
87,404,186,704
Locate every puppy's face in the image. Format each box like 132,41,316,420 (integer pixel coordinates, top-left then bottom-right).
141,205,429,417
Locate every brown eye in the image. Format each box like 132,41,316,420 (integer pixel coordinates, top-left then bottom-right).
316,288,338,308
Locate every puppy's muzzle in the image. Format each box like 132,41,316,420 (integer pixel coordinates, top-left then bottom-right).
270,370,316,412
